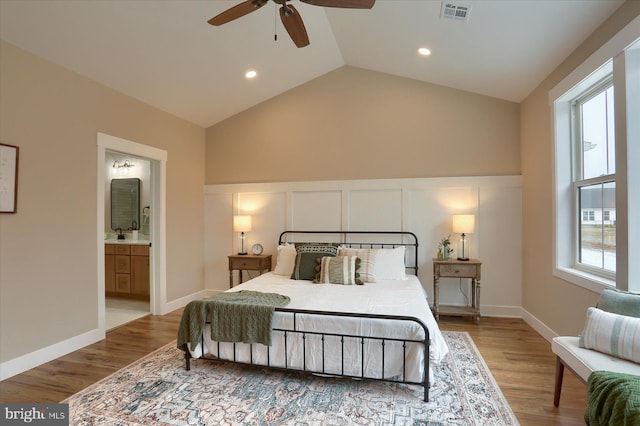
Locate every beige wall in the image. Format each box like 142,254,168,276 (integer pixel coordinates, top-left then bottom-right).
0,41,205,363
520,1,640,336
206,66,520,184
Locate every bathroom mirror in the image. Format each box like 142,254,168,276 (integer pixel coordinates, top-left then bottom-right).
111,178,140,231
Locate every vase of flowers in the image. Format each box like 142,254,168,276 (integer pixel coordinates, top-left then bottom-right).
439,236,453,260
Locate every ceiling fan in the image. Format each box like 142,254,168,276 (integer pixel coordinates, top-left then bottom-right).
208,0,376,48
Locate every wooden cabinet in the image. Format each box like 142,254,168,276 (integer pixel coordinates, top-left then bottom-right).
105,244,116,293
228,254,272,288
433,259,482,323
131,245,150,296
106,243,150,300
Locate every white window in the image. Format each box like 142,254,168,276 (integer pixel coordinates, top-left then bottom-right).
573,81,616,275
551,23,639,293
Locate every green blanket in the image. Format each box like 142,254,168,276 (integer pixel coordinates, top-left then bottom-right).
585,371,640,426
177,291,290,351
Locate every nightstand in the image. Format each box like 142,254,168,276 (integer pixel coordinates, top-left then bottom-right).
228,254,272,288
433,259,482,323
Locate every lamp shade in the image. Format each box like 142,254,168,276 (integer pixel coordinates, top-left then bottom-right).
452,214,475,234
233,215,252,233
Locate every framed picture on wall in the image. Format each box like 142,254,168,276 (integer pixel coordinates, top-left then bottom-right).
0,143,19,213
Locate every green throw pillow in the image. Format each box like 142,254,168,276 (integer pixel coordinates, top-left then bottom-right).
597,288,640,318
291,244,338,280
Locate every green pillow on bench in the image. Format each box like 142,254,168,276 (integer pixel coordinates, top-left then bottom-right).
596,288,640,318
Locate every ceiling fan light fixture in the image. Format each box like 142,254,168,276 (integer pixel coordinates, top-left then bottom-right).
208,0,375,47
418,47,431,56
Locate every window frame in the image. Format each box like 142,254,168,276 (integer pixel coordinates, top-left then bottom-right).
550,21,639,294
569,78,616,280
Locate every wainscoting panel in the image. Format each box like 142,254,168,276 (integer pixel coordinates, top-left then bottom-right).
204,192,233,291
237,191,287,256
409,187,479,303
348,189,403,231
290,190,342,232
204,176,522,316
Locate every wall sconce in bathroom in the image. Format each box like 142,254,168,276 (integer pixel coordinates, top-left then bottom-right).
113,160,135,169
112,160,135,175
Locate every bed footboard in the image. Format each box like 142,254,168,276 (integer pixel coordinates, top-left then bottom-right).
183,308,431,402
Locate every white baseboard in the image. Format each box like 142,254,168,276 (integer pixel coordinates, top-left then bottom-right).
480,304,523,318
521,308,558,343
0,328,104,381
160,289,225,315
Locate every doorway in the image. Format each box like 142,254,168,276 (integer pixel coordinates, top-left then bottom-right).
104,150,151,329
97,133,167,334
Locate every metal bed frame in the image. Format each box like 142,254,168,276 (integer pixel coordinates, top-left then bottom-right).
182,230,431,401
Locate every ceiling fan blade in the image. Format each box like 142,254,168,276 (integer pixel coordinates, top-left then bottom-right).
300,0,375,9
280,4,309,48
208,0,268,26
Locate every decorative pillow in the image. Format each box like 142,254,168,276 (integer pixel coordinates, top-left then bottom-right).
373,246,406,280
337,247,377,282
291,244,338,280
314,255,362,285
579,307,640,363
273,243,297,276
596,288,640,318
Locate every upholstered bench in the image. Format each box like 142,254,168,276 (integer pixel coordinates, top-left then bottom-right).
552,288,640,407
552,335,640,406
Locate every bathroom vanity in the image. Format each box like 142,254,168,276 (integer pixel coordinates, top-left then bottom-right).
105,240,150,300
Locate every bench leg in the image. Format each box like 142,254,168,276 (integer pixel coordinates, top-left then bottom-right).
553,356,564,407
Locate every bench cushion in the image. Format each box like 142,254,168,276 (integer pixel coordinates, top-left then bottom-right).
552,336,640,381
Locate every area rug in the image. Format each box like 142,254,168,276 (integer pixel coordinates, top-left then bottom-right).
64,331,519,425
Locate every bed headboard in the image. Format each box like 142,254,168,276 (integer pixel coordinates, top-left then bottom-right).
278,230,419,275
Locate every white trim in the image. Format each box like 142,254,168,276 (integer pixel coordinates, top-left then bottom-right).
97,147,107,334
0,329,102,381
550,19,639,293
204,175,523,195
479,305,522,319
97,133,168,318
162,289,214,314
521,308,559,343
554,267,612,293
97,132,167,162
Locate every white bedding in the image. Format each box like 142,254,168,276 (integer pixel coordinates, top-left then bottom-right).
187,272,448,383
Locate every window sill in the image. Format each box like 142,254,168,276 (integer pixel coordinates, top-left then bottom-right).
553,266,615,294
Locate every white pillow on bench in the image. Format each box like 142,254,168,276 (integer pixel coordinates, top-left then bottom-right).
579,307,640,364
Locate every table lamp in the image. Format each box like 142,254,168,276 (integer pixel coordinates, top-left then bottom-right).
233,215,252,255
452,214,475,261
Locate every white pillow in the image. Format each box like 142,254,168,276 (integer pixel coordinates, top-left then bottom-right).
579,307,640,363
373,246,406,280
273,243,297,276
337,247,377,282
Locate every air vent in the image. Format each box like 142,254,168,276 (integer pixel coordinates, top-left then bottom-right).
441,2,471,22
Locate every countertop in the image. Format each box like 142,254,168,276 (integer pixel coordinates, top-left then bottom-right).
105,239,151,246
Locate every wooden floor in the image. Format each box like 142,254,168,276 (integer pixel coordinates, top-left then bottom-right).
0,311,587,425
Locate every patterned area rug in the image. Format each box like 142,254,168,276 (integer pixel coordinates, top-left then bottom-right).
64,331,519,425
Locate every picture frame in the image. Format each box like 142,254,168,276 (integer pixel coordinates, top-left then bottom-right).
0,143,19,213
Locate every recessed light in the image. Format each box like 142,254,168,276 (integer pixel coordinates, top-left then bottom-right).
245,70,257,79
418,47,431,56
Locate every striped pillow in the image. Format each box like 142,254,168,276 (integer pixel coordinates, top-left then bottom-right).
337,247,377,282
314,256,363,285
579,307,640,363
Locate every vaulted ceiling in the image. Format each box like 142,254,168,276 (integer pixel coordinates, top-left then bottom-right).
0,0,624,128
